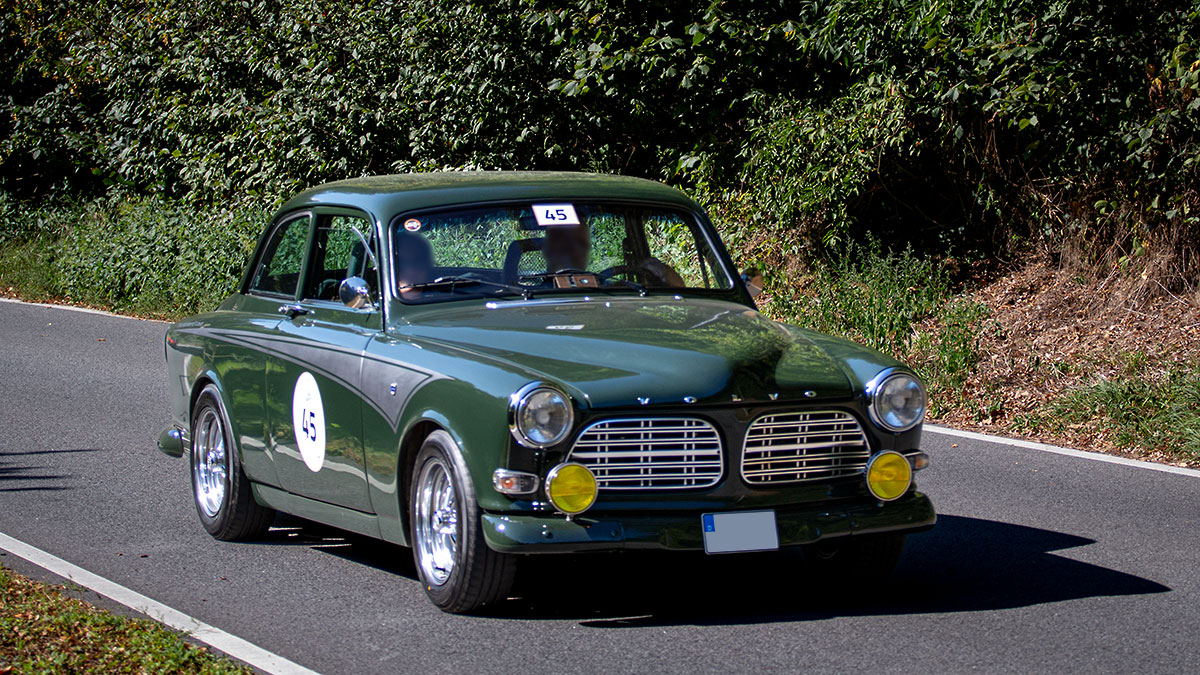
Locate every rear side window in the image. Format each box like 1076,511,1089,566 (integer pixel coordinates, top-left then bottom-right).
250,214,310,297
303,215,380,304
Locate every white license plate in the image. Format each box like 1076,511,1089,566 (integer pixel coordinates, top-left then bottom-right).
701,510,780,554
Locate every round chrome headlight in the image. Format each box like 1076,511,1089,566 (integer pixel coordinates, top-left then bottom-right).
868,370,926,432
509,384,574,448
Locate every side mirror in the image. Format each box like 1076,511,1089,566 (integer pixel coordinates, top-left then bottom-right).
740,267,763,299
339,276,372,309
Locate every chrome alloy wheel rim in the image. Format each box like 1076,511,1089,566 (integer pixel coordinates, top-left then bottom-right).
415,457,458,586
193,408,228,518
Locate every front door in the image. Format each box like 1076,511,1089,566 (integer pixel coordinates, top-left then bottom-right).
264,210,382,512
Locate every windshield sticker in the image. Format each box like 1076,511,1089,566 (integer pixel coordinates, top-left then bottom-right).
292,372,326,472
532,204,581,226
403,218,422,232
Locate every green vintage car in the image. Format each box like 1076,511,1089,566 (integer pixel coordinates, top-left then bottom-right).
158,171,935,613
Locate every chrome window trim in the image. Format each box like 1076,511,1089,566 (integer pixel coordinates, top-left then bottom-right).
245,210,314,300
384,198,741,306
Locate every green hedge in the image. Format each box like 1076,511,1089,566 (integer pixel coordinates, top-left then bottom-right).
0,197,266,316
2,0,1198,282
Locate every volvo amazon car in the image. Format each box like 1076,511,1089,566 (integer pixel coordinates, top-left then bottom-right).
158,171,935,613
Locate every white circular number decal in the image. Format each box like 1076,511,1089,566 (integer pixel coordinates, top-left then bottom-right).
292,372,326,472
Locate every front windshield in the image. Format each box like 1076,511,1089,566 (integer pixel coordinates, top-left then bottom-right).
389,202,733,303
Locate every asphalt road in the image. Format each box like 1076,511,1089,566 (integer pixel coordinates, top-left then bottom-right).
1,299,1197,674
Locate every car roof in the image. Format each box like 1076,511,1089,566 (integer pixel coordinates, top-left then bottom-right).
274,171,703,221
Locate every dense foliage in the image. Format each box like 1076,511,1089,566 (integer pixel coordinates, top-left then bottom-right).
2,0,1196,281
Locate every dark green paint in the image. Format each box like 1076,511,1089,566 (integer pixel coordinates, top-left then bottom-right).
398,296,853,408
161,172,934,553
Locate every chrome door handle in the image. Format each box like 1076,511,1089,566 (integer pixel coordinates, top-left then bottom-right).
278,304,310,318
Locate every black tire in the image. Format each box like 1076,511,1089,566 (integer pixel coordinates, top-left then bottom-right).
802,533,907,577
190,385,275,541
409,430,516,613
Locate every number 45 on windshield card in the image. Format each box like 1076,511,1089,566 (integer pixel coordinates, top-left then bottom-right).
533,203,581,226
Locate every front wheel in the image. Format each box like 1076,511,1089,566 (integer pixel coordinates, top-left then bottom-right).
410,430,516,613
190,385,275,541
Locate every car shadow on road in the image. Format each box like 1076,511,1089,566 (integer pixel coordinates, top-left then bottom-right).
501,514,1170,625
265,514,1169,626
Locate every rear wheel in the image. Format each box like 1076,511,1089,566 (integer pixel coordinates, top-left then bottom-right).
190,385,275,541
802,533,906,577
410,430,516,613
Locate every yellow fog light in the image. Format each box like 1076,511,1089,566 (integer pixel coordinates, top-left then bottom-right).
545,463,597,515
865,451,912,502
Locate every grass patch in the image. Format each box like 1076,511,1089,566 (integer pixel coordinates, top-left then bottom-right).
0,239,59,303
0,563,251,674
1030,358,1200,461
0,193,68,304
772,243,951,355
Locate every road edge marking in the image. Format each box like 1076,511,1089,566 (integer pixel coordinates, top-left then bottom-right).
0,531,321,675
0,296,168,322
926,425,1200,478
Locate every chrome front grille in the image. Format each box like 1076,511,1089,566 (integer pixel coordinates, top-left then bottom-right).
741,410,869,484
568,418,723,490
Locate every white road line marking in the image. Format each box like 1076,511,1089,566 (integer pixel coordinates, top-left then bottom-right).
0,531,321,675
0,296,167,322
926,425,1200,478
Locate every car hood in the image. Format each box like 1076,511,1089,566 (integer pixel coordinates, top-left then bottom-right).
397,296,857,409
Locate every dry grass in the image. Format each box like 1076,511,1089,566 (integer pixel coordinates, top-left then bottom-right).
935,255,1200,466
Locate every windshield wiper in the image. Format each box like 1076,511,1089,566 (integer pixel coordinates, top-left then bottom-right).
407,276,532,300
